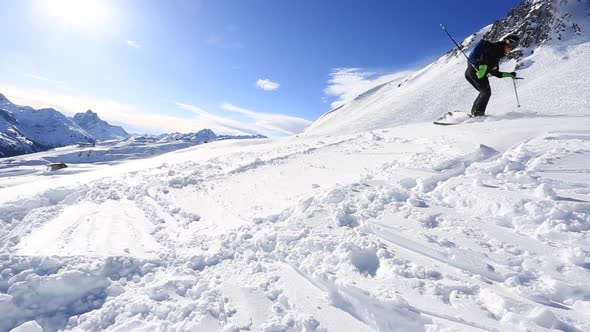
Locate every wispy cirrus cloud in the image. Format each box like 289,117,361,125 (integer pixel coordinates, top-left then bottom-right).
126,40,141,48
256,79,280,91
325,68,412,108
174,102,263,135
221,103,311,135
24,73,74,90
0,83,258,135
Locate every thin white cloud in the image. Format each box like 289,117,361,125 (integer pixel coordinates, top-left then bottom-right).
174,102,263,135
174,102,207,115
24,74,73,90
325,68,412,108
0,81,309,137
256,79,280,91
126,40,141,48
0,83,259,135
221,103,312,135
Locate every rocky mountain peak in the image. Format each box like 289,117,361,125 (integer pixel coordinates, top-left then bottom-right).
484,0,589,56
74,110,99,120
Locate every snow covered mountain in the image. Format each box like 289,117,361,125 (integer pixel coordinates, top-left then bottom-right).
1,1,590,331
0,93,94,156
1,92,266,159
15,107,94,148
0,108,44,157
72,110,130,141
304,0,590,136
0,94,40,157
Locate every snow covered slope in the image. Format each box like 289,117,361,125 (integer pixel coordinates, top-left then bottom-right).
0,135,240,188
1,1,589,331
0,132,269,189
1,114,589,331
72,110,130,141
304,0,590,136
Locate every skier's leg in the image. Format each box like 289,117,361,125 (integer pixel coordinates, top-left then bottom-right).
466,67,491,117
465,67,479,90
466,67,486,116
471,77,491,116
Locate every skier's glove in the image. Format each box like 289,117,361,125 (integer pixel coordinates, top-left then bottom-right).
476,65,488,79
502,72,517,78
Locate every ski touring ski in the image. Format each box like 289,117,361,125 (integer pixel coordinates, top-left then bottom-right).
433,111,488,125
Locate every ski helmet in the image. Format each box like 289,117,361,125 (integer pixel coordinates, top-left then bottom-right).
502,34,520,49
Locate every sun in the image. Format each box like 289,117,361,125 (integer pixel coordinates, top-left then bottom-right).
40,0,109,28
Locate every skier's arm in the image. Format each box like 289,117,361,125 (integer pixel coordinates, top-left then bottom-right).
488,58,504,78
476,65,488,79
489,68,503,78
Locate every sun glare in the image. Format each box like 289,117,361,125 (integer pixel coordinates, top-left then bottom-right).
40,0,109,28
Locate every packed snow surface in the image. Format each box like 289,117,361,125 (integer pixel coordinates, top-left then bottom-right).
1,112,589,331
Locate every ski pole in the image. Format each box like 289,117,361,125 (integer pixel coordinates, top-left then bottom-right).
440,24,477,71
512,78,521,108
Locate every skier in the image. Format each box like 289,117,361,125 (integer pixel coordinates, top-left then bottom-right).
465,34,520,116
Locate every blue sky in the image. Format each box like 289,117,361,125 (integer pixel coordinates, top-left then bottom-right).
0,0,521,136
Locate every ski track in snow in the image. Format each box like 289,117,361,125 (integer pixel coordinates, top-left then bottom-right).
0,115,589,331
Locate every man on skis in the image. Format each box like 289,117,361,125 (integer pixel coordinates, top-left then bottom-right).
465,34,520,116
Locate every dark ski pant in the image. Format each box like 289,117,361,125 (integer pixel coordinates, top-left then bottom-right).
465,66,491,116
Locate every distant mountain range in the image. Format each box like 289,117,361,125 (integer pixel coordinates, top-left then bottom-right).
155,129,266,143
0,93,266,158
0,93,94,157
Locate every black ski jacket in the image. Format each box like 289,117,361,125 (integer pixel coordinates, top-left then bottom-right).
468,40,506,78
